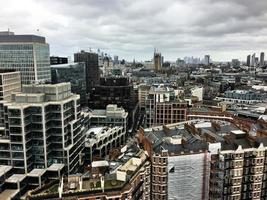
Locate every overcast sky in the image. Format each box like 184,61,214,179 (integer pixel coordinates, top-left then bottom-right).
2,0,267,61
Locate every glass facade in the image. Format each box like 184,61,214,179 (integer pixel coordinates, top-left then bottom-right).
0,43,51,84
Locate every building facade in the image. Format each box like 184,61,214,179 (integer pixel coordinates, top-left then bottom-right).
0,32,51,84
89,104,128,131
74,51,99,93
89,77,139,130
0,83,89,174
51,62,87,106
0,70,21,101
84,126,126,163
50,56,68,65
145,85,187,127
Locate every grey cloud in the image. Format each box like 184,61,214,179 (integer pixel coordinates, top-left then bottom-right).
1,0,267,61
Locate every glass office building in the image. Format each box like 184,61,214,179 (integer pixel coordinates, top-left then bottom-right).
0,32,51,84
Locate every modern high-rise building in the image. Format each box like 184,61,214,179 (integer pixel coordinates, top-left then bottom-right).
251,53,256,67
74,51,99,93
51,62,87,106
260,52,265,66
0,70,21,101
0,83,89,174
204,55,210,65
89,77,139,130
247,55,251,66
0,31,51,84
154,50,162,71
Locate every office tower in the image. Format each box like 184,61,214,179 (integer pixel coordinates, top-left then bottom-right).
89,77,138,130
247,55,251,66
145,85,187,127
0,70,21,101
154,50,162,71
0,31,51,84
51,62,87,106
0,83,89,174
251,53,256,67
204,55,210,65
50,56,68,65
260,52,264,66
74,51,99,93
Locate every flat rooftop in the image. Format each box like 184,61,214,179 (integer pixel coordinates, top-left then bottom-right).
6,174,26,183
47,163,65,171
28,169,46,177
0,165,12,177
0,34,46,43
0,189,19,200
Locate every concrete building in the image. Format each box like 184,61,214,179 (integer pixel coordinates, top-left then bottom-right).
138,84,151,109
215,90,267,104
0,70,21,101
145,85,187,127
74,51,99,93
0,31,51,84
89,104,128,131
0,83,89,174
191,86,204,102
26,144,151,200
84,126,126,163
51,62,87,106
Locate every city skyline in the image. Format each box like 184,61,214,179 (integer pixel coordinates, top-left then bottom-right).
1,0,267,61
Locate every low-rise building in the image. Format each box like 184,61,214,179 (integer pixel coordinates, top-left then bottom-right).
26,144,151,200
89,104,128,131
84,126,126,164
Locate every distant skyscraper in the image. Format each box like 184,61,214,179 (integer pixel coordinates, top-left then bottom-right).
247,55,251,66
260,52,265,66
0,31,51,84
154,50,162,71
74,51,99,93
204,55,210,65
251,53,256,67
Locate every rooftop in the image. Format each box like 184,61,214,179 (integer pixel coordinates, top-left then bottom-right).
47,163,65,171
6,174,26,183
0,32,46,44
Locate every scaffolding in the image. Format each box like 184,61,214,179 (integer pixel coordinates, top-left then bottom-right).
167,152,210,200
